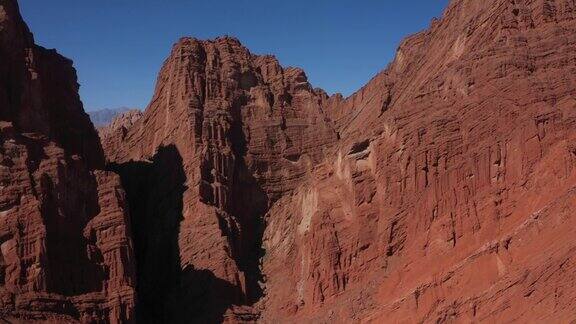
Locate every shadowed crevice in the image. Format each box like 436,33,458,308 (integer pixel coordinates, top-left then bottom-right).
228,97,268,304
110,145,241,323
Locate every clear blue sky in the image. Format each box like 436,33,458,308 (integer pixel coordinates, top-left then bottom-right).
18,0,449,111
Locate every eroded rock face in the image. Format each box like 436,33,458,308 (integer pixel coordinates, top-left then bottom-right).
104,36,338,322
5,0,576,322
105,0,576,323
260,0,576,322
0,0,135,322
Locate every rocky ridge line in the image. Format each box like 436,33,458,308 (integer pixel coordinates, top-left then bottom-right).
104,0,576,322
0,0,136,322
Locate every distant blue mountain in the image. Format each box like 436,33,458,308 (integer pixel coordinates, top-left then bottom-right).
88,107,140,127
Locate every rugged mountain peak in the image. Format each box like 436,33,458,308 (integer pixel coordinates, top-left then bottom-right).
102,0,576,320
0,0,103,169
104,34,334,162
0,0,135,322
104,31,337,322
3,0,576,322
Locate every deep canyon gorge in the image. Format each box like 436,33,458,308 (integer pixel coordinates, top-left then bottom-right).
1,0,576,322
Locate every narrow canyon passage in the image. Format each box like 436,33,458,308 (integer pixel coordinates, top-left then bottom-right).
109,145,189,322
110,143,268,322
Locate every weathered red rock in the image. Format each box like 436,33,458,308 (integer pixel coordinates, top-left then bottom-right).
0,0,135,322
103,36,338,322
98,109,143,162
4,0,576,322
105,0,576,322
259,0,576,322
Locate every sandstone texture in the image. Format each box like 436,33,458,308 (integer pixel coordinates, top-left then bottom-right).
3,0,576,322
0,0,135,322
103,0,576,322
103,36,338,323
259,0,576,322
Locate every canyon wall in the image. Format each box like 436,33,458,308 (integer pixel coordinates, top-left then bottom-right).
105,0,576,322
0,0,136,322
103,36,339,322
2,0,576,322
104,0,576,322
259,0,576,322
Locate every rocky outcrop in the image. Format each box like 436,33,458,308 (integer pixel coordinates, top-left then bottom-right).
3,0,576,322
0,0,135,322
105,0,576,323
104,36,338,322
259,0,576,322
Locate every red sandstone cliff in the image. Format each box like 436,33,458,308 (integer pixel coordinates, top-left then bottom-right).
104,0,576,322
260,0,576,321
103,36,339,323
3,0,576,322
0,0,135,322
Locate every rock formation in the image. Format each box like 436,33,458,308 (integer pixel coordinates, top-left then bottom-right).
258,0,576,321
0,0,135,322
103,36,338,323
4,0,576,322
98,110,143,162
103,0,576,322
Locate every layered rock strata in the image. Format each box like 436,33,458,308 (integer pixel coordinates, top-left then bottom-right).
105,0,576,322
0,0,136,322
103,36,338,322
3,0,576,322
260,0,576,321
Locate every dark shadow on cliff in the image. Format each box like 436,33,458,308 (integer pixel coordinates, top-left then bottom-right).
109,145,241,323
227,160,268,304
22,133,105,297
228,97,269,304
